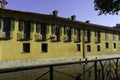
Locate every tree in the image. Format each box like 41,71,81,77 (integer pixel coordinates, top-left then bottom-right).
94,0,120,15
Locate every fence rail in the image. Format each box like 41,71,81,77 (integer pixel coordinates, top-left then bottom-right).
0,57,120,80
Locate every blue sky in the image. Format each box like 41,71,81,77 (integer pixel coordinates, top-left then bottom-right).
5,0,120,27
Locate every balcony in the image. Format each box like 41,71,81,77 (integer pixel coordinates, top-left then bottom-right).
84,37,90,43
63,35,71,42
50,35,57,42
34,33,46,41
95,37,101,43
17,32,32,41
74,36,81,43
0,31,13,40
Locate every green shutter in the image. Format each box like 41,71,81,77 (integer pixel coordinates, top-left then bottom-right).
60,26,62,35
74,28,78,35
31,22,34,32
64,26,67,34
36,23,41,33
19,20,24,31
0,19,2,30
10,19,15,31
51,25,56,34
71,27,73,34
46,25,49,34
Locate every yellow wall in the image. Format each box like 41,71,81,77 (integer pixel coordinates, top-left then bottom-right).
0,11,120,62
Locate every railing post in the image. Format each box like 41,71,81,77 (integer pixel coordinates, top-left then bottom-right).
116,58,119,80
50,66,54,80
100,60,104,80
94,61,97,80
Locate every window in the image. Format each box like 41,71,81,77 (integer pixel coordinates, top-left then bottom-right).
19,20,33,40
118,34,120,41
77,44,80,52
19,20,24,31
51,24,61,41
36,22,41,33
105,32,108,41
87,45,91,52
95,30,101,42
41,43,48,52
105,42,109,49
113,33,116,40
64,26,72,41
74,28,81,42
41,23,48,40
24,21,31,40
97,45,100,52
95,31,100,37
113,43,116,49
85,29,91,42
0,18,14,39
23,43,30,53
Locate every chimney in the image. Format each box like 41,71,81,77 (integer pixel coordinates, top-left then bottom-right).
116,24,120,27
52,10,58,17
71,15,76,21
0,0,8,9
114,24,120,29
86,20,90,23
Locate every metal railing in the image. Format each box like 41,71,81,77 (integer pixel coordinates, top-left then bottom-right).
0,57,120,80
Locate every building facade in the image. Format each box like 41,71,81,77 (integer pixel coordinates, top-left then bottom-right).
0,8,120,80
0,8,120,69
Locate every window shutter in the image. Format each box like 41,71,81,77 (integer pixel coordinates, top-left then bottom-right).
0,19,3,30
46,25,49,34
10,19,15,31
36,23,41,33
84,30,87,36
74,28,77,35
19,20,24,31
31,22,34,32
60,27,62,35
71,27,73,35
64,27,67,34
51,25,56,34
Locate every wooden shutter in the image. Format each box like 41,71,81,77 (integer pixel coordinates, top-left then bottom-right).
51,24,56,34
31,22,34,32
19,20,24,31
36,23,41,33
60,26,62,35
74,28,78,35
64,26,67,35
46,24,49,34
0,18,3,30
10,19,15,31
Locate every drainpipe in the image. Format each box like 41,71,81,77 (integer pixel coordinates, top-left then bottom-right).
82,29,85,59
82,29,86,80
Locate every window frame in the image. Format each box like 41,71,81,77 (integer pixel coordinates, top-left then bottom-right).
77,44,80,52
41,43,48,53
87,45,91,52
23,43,30,53
97,45,100,52
105,42,109,49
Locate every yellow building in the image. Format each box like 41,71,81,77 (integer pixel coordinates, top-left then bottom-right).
0,8,120,80
0,8,120,68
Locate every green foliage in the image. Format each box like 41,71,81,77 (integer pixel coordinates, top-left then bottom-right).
94,0,120,15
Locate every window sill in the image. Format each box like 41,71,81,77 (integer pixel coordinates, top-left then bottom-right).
21,52,30,54
35,39,46,42
41,52,47,53
17,39,32,41
0,38,12,40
